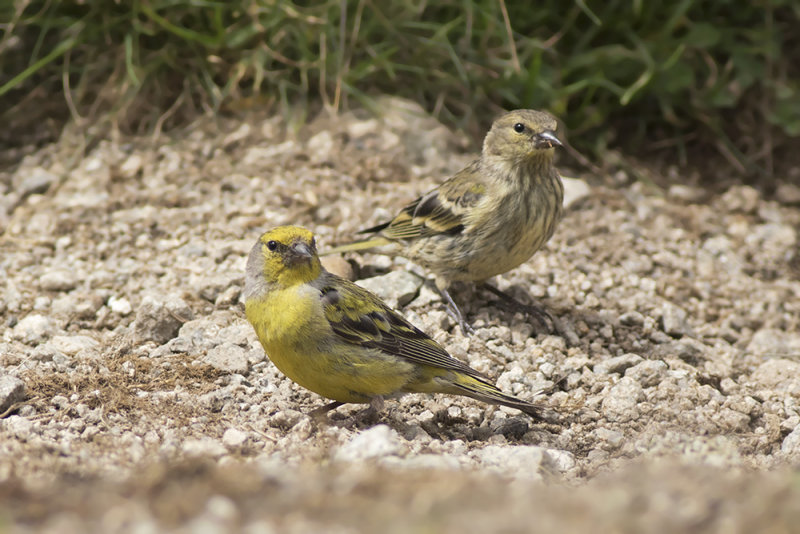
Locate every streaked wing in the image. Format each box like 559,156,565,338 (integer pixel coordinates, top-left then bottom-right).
317,273,489,382
371,161,486,240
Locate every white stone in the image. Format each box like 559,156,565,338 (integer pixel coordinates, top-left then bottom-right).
133,294,194,344
602,377,644,422
40,269,78,291
750,359,800,396
12,314,54,344
334,424,407,462
661,302,691,336
625,360,668,387
0,375,25,412
182,437,227,458
470,445,559,480
108,295,132,315
222,428,249,449
356,270,423,309
203,343,250,375
14,166,56,197
776,183,800,205
562,177,591,209
3,415,33,439
594,353,643,375
394,454,461,471
593,427,624,449
307,130,335,164
546,449,577,472
781,425,800,458
51,335,100,356
747,329,800,358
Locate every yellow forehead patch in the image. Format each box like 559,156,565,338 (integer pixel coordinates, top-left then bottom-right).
260,225,315,247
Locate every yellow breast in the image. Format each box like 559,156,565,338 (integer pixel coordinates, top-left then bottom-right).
245,286,416,403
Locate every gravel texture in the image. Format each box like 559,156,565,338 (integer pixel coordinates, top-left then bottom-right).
1,97,799,532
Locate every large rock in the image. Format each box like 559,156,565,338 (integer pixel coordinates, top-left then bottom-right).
12,314,54,344
470,445,565,480
562,177,591,208
39,269,79,292
132,294,194,344
0,375,26,413
335,425,407,462
602,377,644,422
356,270,423,308
202,342,250,374
594,353,643,375
747,329,800,359
14,167,57,197
750,359,800,396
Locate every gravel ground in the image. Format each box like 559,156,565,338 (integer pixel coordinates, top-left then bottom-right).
1,97,799,532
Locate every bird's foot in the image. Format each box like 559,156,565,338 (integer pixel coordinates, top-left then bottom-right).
439,286,475,336
481,283,556,335
307,401,344,422
347,396,385,426
369,396,385,413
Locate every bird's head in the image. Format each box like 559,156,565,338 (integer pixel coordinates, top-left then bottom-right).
245,226,322,292
483,109,561,162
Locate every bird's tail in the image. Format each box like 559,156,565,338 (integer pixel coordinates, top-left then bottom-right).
320,236,393,257
452,374,553,421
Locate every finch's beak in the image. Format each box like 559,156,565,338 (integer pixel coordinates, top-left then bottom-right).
286,242,314,265
534,131,561,149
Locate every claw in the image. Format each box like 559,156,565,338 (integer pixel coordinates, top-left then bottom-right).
439,286,475,336
308,400,344,421
481,283,556,335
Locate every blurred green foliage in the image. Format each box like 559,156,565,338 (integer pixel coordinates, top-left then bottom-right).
1,0,797,175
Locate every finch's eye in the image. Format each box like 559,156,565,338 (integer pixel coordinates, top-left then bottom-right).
513,123,525,133
310,237,316,249
266,240,278,251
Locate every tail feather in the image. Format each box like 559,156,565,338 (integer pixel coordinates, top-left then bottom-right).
452,377,551,421
358,221,391,234
320,236,393,257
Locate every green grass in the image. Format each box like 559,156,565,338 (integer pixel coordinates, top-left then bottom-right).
1,0,797,177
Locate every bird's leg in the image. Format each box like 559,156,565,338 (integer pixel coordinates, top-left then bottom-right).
439,286,475,336
308,401,344,420
369,395,385,413
352,396,385,424
481,283,555,334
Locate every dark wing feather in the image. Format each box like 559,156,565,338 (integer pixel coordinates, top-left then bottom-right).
362,161,486,241
318,273,489,382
